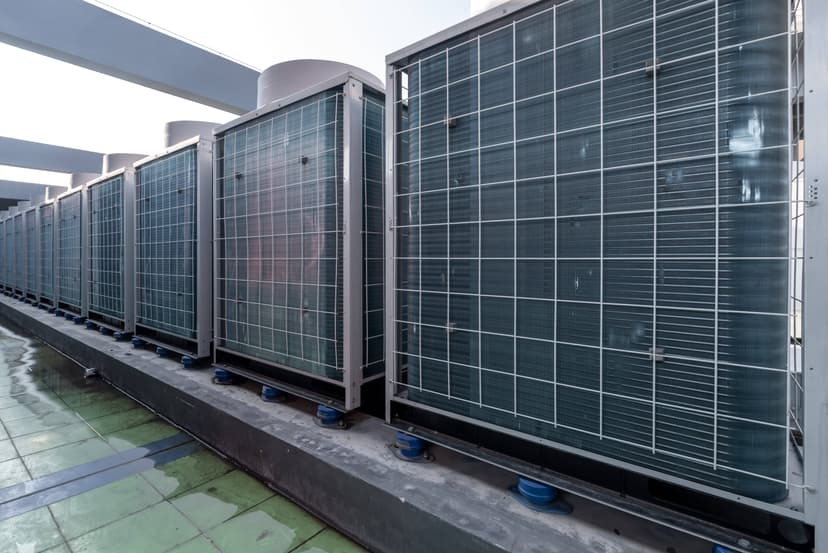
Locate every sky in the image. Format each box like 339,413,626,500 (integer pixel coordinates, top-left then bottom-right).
0,0,477,188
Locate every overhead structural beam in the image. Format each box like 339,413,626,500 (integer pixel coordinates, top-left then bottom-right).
0,136,102,174
0,0,258,114
0,180,66,201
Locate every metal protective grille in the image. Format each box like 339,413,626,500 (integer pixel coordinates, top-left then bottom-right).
135,146,198,339
216,90,345,379
13,214,24,292
363,91,386,378
58,191,83,309
39,205,55,301
391,0,789,501
0,221,5,288
25,210,36,295
4,221,13,289
88,176,124,319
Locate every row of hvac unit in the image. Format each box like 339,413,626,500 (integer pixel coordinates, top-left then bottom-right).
0,138,214,360
0,67,386,413
0,1,823,551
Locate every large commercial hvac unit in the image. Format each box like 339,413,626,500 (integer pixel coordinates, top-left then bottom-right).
386,0,824,551
38,200,57,308
12,207,26,297
2,214,12,294
213,60,385,411
23,205,38,302
133,122,215,361
84,169,136,335
56,187,86,319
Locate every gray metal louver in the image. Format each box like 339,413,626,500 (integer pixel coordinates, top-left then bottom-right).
39,203,55,304
85,171,135,332
387,0,789,503
57,189,84,314
0,220,5,290
214,75,385,410
134,140,212,357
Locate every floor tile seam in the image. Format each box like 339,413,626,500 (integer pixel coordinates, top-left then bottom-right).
46,504,74,553
161,462,237,501
287,526,329,553
36,442,203,546
0,416,32,480
47,479,167,544
137,465,272,541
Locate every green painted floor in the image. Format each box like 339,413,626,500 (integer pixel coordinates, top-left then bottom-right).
0,325,368,553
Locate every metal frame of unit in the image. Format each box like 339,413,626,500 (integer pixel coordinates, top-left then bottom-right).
12,205,28,297
133,137,213,359
384,1,826,552
37,199,58,308
83,168,136,333
23,204,39,302
213,72,381,412
55,185,87,317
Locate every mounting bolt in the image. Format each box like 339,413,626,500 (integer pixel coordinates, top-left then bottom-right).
83,367,98,379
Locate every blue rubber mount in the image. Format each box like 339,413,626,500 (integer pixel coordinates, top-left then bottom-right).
85,321,97,330
73,316,85,325
113,332,126,341
511,477,573,515
64,313,73,320
261,386,285,402
99,327,112,336
396,432,425,458
55,310,64,317
48,307,55,313
713,547,736,553
131,337,145,348
391,431,433,462
213,368,232,385
156,347,170,357
181,356,194,368
316,405,344,426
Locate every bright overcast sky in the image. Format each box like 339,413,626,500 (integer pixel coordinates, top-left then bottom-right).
1,0,481,187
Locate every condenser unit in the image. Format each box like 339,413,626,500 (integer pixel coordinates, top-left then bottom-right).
3,214,13,294
56,186,86,317
134,136,213,359
84,170,135,334
386,0,821,550
213,60,385,411
12,209,26,297
38,201,56,308
24,206,38,302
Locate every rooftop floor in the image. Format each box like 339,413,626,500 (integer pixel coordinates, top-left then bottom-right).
0,323,366,553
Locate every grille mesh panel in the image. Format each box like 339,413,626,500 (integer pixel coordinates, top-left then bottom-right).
57,191,82,310
39,205,54,301
392,0,789,501
88,176,124,320
136,146,198,340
